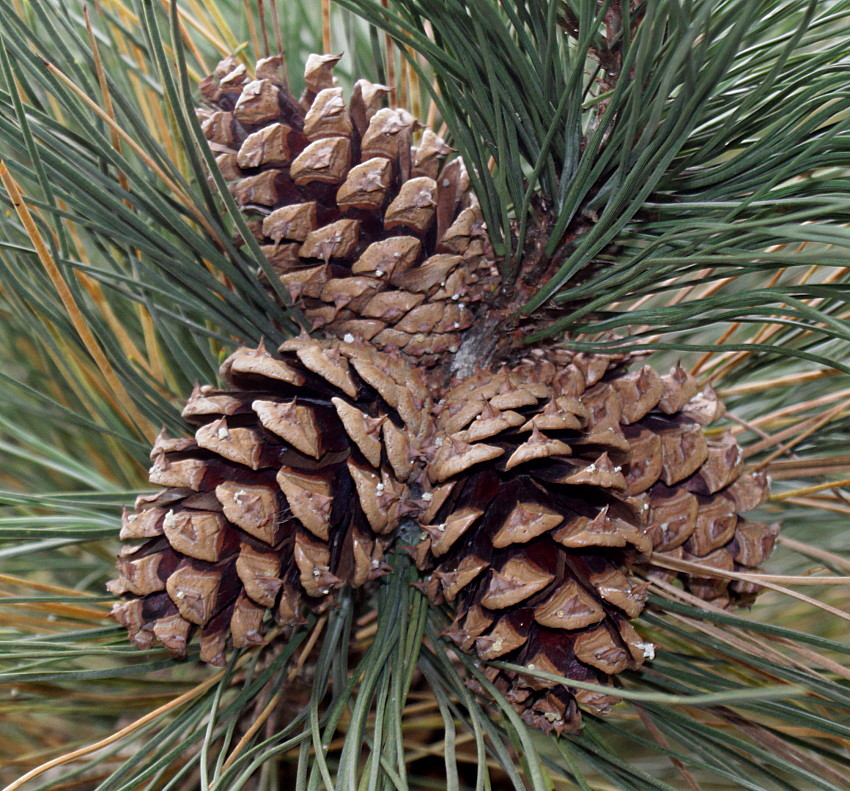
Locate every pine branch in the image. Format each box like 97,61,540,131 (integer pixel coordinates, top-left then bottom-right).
0,2,849,790
336,0,850,370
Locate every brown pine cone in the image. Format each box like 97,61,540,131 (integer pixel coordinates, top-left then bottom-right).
109,336,431,665
412,349,777,733
196,54,498,367
109,51,778,737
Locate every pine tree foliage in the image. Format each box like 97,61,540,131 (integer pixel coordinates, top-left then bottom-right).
338,0,850,363
0,1,848,789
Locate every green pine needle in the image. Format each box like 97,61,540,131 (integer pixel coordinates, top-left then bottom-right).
0,1,849,789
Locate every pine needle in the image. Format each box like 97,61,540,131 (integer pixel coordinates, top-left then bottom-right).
0,162,153,440
1,657,249,791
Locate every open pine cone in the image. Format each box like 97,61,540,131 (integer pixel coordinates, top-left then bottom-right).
110,337,431,664
197,53,498,367
412,349,777,734
110,53,777,734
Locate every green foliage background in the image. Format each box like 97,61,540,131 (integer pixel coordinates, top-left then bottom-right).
0,1,848,789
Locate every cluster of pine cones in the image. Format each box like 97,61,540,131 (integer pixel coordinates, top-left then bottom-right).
110,54,778,734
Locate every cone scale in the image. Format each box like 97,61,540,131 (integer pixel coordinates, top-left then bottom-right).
110,54,778,733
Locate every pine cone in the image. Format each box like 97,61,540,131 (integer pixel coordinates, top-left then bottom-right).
110,52,778,735
110,336,431,665
196,54,498,366
412,350,777,734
